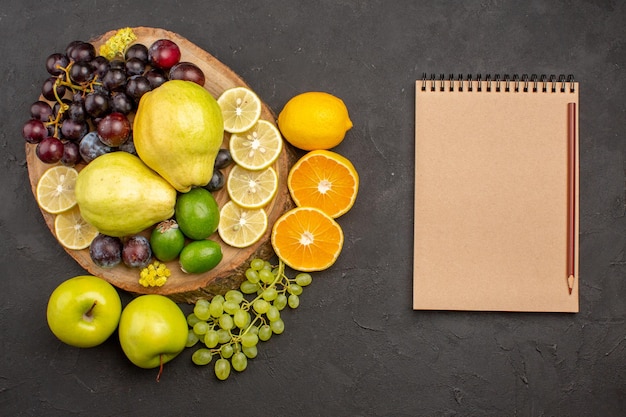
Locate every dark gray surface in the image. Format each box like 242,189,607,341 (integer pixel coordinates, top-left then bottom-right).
1,1,625,416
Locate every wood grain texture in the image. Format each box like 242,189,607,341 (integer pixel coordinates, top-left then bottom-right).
25,27,296,303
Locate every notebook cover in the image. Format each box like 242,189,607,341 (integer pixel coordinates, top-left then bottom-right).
413,77,579,312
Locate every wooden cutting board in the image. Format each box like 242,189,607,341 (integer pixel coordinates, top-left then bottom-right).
25,27,296,303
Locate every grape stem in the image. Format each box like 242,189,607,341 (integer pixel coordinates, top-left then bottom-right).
56,61,103,94
242,259,285,325
209,260,288,359
45,62,103,138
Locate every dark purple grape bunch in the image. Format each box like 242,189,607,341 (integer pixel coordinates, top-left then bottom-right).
22,37,206,167
24,41,99,165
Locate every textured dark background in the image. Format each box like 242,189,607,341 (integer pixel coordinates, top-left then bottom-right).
1,1,625,416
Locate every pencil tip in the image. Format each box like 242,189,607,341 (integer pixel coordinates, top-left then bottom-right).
567,275,575,295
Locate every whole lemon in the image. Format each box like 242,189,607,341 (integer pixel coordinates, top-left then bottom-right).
277,92,353,151
133,80,224,193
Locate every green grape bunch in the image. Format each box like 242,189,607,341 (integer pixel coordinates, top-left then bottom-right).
186,258,313,380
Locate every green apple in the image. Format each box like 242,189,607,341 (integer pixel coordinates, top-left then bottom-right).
46,275,122,348
118,294,188,380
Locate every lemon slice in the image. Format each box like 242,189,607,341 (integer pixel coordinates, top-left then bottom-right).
217,87,262,133
36,165,78,214
218,201,268,248
54,206,99,250
226,165,278,209
229,120,283,171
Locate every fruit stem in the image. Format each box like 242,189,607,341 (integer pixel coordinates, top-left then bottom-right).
241,315,263,339
83,300,98,322
45,63,104,139
157,219,179,233
246,260,286,306
156,354,164,382
57,62,103,94
273,260,285,286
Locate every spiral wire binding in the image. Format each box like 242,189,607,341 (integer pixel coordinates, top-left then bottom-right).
421,73,575,93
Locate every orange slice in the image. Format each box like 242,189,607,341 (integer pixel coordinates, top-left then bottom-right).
271,207,344,272
287,149,359,218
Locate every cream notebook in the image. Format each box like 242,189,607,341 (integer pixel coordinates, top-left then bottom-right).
413,74,579,312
